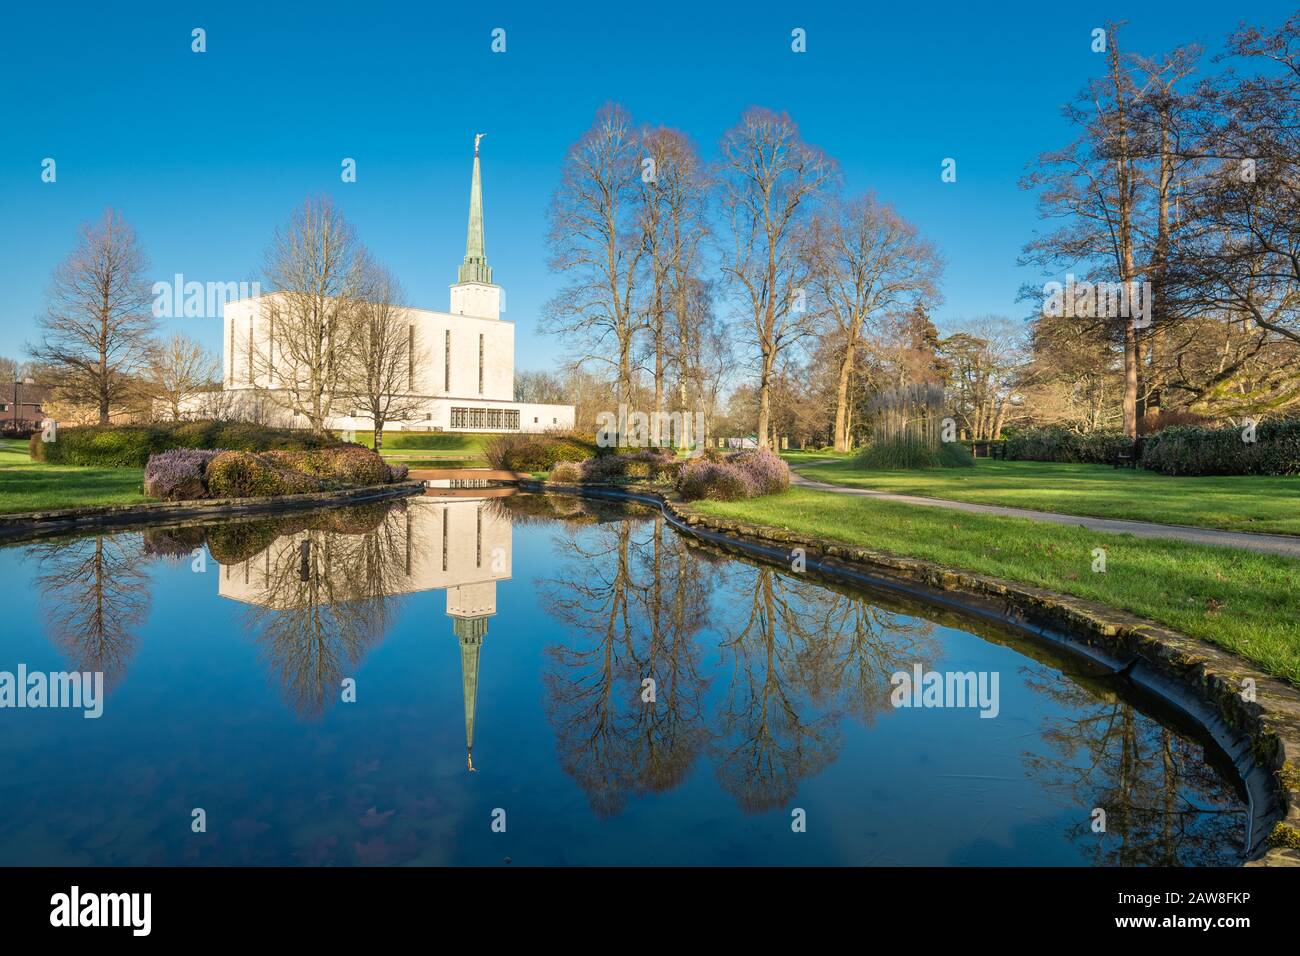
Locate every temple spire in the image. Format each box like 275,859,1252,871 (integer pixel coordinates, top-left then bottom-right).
453,616,488,772
457,134,493,285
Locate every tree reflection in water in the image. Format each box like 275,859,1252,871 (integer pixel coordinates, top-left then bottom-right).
535,504,939,816
537,514,710,816
1019,667,1247,865
29,534,151,689
226,503,419,718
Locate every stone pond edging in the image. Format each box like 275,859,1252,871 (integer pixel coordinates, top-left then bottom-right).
521,477,1300,867
0,480,426,543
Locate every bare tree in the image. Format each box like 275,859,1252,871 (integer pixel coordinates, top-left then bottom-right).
29,209,156,424
635,126,711,444
337,261,426,451
807,194,942,451
941,318,1028,440
252,196,367,434
717,108,836,447
146,332,219,421
543,104,644,407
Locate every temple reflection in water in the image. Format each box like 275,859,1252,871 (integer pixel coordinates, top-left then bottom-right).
8,491,1249,864
216,489,513,770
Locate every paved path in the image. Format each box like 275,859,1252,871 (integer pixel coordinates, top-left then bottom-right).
790,471,1300,558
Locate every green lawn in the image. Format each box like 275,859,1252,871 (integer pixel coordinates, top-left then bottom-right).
337,431,494,453
780,449,852,465
0,439,150,514
799,458,1300,535
396,458,486,470
694,487,1300,684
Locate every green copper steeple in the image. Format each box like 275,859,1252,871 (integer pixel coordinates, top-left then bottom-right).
457,134,493,285
453,615,488,772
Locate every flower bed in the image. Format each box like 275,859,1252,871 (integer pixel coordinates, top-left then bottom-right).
142,446,405,501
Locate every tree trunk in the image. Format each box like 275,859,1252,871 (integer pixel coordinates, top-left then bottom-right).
1123,323,1139,438
833,340,855,452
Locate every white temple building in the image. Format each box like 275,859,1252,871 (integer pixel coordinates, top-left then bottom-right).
213,139,574,434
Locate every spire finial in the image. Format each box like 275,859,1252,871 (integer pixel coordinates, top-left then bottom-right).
457,135,492,285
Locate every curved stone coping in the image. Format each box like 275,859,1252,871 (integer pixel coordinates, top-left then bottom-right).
0,480,426,543
520,478,1300,867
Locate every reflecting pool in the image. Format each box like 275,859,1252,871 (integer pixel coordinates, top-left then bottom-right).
0,491,1248,865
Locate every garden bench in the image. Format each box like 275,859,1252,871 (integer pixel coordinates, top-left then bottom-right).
1113,437,1144,469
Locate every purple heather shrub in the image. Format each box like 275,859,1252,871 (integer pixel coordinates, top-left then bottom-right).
726,447,790,496
386,462,410,482
143,448,222,501
675,459,756,501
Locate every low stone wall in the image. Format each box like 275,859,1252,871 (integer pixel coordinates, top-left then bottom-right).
0,480,426,543
521,477,1300,866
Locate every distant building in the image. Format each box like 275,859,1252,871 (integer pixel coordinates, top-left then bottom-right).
211,139,574,434
1,382,48,429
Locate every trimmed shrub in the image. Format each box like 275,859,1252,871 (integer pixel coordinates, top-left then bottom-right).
1003,428,1129,465
386,462,409,482
676,459,755,502
484,433,600,472
143,449,221,500
204,451,323,499
29,420,350,467
856,435,975,470
548,460,584,482
1140,419,1300,476
261,447,388,487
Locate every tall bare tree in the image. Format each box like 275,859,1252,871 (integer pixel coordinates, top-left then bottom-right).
635,126,711,444
30,209,156,424
806,194,942,451
717,108,835,447
252,196,367,434
146,332,219,421
543,104,644,408
338,261,427,451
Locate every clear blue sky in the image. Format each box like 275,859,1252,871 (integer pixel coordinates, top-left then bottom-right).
0,0,1280,371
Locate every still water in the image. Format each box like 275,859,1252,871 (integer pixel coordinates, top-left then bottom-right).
0,491,1247,865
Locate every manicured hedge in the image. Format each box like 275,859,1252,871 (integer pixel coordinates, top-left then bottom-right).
1140,420,1300,476
484,433,600,472
1003,428,1131,465
29,421,348,467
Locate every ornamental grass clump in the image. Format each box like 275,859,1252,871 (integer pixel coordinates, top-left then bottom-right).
854,384,973,470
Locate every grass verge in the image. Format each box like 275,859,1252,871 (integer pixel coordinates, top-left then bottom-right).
0,440,150,514
800,458,1300,535
693,486,1300,685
